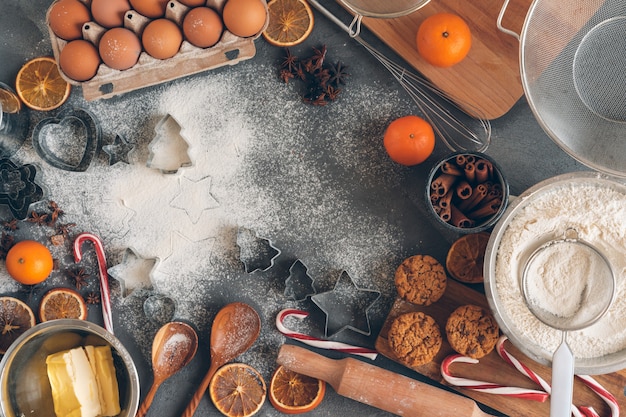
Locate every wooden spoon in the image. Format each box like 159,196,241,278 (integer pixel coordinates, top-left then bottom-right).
135,321,199,417
181,302,261,417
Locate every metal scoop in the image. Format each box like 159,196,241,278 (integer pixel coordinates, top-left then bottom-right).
521,228,616,417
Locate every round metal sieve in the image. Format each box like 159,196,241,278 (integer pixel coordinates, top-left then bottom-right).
503,0,626,177
338,0,430,19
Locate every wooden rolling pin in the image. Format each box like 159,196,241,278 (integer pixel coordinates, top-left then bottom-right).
277,344,496,417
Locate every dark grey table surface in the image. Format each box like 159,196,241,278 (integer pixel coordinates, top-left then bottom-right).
0,1,590,416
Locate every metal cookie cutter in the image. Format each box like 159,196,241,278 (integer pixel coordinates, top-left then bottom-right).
284,259,316,301
107,247,158,298
236,227,281,273
102,134,135,165
0,158,45,219
32,107,101,172
311,270,381,337
146,114,192,174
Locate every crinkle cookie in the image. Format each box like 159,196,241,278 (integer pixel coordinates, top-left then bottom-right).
388,311,442,367
395,254,447,306
445,304,499,359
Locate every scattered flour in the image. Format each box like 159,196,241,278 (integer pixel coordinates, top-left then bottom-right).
494,177,626,359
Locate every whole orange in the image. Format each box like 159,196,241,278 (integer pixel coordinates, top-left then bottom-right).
383,115,435,166
5,240,54,285
416,13,472,68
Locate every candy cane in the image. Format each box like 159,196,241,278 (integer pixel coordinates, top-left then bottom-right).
276,309,378,360
497,337,616,417
74,233,114,334
440,354,549,402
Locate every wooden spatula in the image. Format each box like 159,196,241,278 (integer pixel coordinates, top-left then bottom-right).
277,344,497,417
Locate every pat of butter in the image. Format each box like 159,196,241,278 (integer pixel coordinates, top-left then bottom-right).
46,345,121,417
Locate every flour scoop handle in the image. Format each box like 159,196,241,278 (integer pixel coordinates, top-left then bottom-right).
277,344,495,417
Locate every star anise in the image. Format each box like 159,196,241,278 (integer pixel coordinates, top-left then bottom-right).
280,48,299,72
0,232,14,260
279,69,295,84
325,85,342,101
47,200,65,226
329,61,349,86
67,268,90,290
56,222,76,239
27,211,49,226
2,218,18,232
86,292,100,304
310,45,327,71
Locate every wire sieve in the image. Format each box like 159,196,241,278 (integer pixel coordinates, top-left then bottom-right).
309,0,491,153
521,228,615,417
498,0,626,177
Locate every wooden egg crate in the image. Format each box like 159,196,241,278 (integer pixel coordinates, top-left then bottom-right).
47,0,268,101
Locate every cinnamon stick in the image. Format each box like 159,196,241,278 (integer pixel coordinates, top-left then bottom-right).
475,158,492,183
467,198,503,220
458,183,488,212
455,180,472,200
441,162,463,176
431,173,457,197
450,205,474,228
464,163,476,184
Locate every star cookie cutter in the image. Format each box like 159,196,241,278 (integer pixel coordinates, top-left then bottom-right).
311,270,381,337
102,134,135,165
284,259,316,301
32,107,101,172
236,227,281,273
0,158,45,219
146,114,192,174
107,247,158,298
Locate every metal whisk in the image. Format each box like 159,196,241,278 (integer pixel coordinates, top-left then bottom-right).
308,0,491,152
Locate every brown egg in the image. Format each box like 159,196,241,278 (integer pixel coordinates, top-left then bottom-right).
91,0,131,28
222,0,267,38
59,40,101,81
99,27,142,70
183,7,223,48
178,0,206,6
129,0,169,18
48,0,92,40
142,19,182,59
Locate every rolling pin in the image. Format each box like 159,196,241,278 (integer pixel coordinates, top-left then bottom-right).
277,344,496,417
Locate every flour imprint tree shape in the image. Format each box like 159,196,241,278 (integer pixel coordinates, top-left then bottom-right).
146,114,192,174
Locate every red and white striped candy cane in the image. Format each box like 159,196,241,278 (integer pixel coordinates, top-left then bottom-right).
276,308,378,360
74,233,114,334
440,354,549,402
577,375,620,417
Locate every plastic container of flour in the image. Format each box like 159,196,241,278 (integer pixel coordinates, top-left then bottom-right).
484,171,626,375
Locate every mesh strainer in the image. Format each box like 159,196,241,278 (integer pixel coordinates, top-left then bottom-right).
338,0,430,18
498,0,626,177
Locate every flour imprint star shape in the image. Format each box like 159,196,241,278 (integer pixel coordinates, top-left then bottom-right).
169,175,219,223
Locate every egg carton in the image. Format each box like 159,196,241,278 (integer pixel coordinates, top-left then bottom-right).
47,0,268,101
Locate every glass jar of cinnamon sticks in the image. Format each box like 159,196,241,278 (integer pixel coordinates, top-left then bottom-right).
426,152,509,233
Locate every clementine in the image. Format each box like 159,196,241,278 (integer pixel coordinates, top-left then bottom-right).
383,115,435,166
5,240,54,285
416,13,472,68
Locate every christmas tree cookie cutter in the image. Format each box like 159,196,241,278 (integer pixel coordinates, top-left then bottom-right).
146,114,192,174
284,259,316,301
0,158,45,219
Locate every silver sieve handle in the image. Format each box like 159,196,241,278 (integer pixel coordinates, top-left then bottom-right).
497,0,520,41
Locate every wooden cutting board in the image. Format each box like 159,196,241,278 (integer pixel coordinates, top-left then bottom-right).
346,0,533,119
375,280,626,417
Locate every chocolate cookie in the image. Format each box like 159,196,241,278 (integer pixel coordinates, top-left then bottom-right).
395,254,447,306
388,311,442,367
445,304,499,359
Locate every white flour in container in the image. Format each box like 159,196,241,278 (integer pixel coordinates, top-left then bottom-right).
494,179,626,359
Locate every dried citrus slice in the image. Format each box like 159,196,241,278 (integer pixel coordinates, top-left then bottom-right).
262,0,314,47
39,287,88,322
0,86,22,114
209,363,266,417
0,296,36,354
15,56,71,111
446,232,490,283
269,365,325,414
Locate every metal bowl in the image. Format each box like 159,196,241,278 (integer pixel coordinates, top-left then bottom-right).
484,172,626,374
0,320,139,417
338,0,431,18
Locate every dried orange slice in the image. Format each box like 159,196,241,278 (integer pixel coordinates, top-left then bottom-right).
445,232,490,283
263,0,314,47
0,296,36,354
15,56,71,111
0,86,22,114
39,287,88,322
209,363,266,417
269,365,325,414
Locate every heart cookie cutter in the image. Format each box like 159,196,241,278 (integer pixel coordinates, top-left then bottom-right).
32,107,101,172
